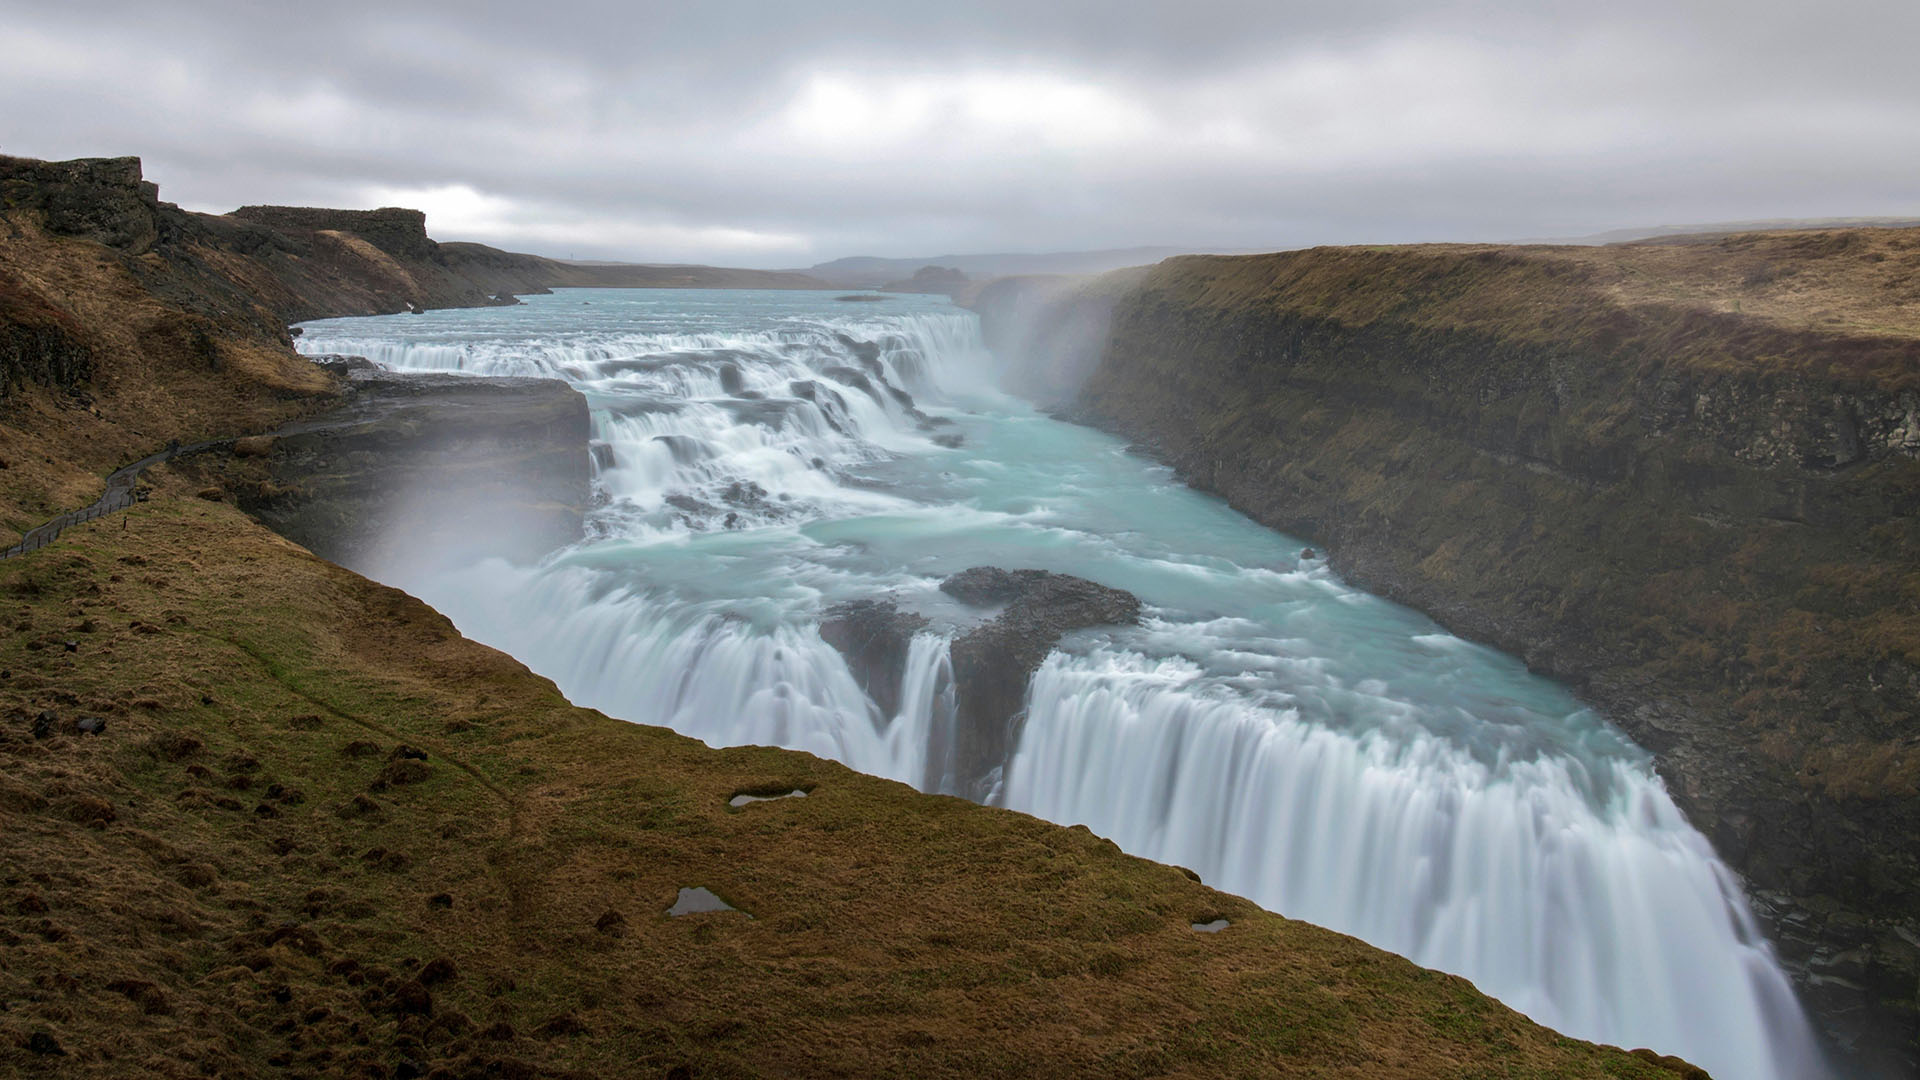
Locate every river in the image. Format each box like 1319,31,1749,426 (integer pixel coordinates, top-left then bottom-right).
298,287,1826,1079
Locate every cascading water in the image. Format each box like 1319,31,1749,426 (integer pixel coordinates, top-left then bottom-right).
298,288,1827,1079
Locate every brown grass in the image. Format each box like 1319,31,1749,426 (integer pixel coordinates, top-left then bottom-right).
0,215,336,545
0,493,1696,1078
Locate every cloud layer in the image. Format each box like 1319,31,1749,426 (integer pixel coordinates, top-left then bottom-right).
4,1,1916,265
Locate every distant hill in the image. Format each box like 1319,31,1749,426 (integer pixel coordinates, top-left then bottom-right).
1519,216,1920,246
800,246,1230,287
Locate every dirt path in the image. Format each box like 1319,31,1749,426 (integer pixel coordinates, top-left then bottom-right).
0,437,233,559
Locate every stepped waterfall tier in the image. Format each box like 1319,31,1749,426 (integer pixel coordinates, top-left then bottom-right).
298,289,1827,1079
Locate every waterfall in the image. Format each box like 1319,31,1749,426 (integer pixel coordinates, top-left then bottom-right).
295,290,1827,1079
1001,649,1826,1080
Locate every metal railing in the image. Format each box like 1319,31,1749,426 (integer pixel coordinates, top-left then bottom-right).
0,437,233,560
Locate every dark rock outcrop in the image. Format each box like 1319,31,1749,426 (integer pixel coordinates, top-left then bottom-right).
942,569,1140,793
243,368,590,578
821,569,1140,798
820,601,930,721
0,277,92,399
0,156,163,254
232,206,440,262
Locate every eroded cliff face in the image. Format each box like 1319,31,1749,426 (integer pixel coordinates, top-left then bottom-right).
238,365,590,581
981,236,1920,1073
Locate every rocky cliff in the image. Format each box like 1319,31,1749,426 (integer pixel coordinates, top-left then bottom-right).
0,155,821,546
235,364,590,581
977,232,1920,1072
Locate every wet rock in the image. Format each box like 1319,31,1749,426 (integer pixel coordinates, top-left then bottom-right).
832,333,886,377
932,433,965,449
820,365,883,403
717,362,746,395
819,600,929,719
941,568,1140,796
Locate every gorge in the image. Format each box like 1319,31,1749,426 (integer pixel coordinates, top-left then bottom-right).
288,286,1835,1078
3,153,1912,1078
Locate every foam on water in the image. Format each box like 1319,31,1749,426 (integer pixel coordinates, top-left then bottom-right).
297,289,1826,1078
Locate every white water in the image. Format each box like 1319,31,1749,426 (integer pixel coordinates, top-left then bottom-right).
299,289,1827,1078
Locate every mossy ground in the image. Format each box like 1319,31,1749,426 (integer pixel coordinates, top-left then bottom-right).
0,492,1697,1078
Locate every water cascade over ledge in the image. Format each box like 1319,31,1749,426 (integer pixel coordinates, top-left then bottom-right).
298,289,1828,1079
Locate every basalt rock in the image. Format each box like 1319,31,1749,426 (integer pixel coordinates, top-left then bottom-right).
0,279,93,399
820,569,1140,798
819,600,929,720
942,569,1140,794
0,156,163,254
244,369,590,579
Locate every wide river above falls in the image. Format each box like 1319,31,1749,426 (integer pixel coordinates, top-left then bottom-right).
299,287,1826,1078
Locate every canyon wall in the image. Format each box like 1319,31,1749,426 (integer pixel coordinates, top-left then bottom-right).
978,236,1920,1072
238,364,591,581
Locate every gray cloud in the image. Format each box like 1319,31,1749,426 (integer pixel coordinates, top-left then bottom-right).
3,0,1917,265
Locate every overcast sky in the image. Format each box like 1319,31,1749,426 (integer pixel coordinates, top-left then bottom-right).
4,1,1916,266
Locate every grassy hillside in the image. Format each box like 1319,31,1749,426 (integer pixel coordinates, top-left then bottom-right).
0,494,1699,1078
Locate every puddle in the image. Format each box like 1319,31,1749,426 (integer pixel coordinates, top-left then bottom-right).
1191,919,1230,933
669,886,748,917
729,789,808,807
